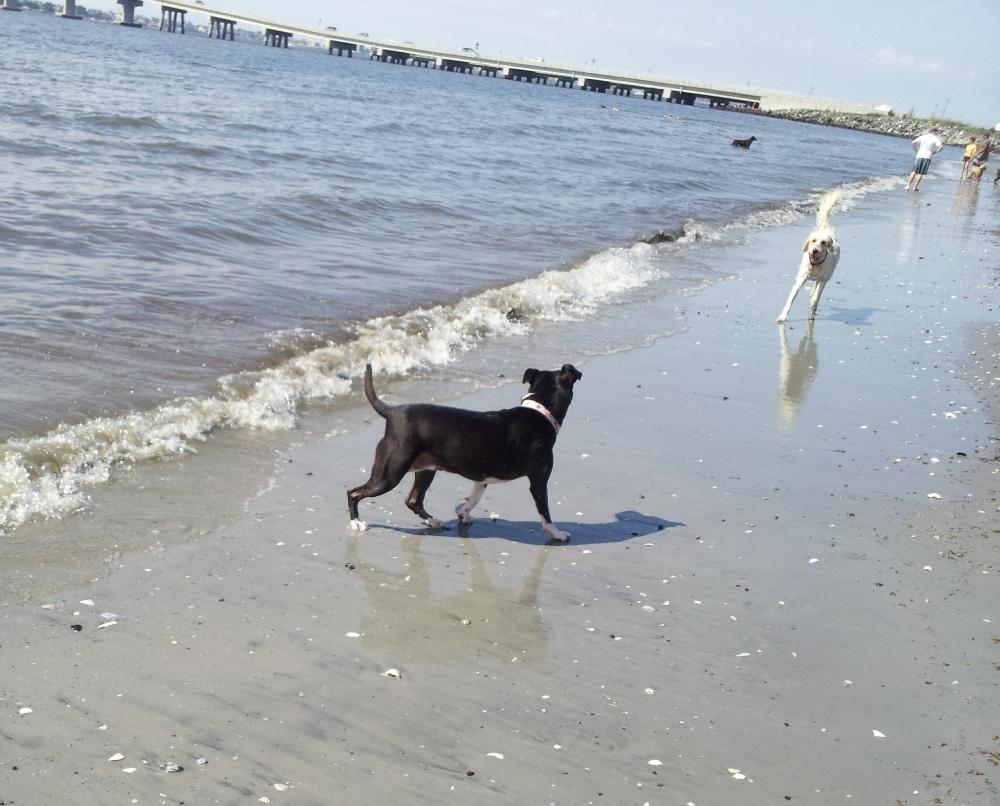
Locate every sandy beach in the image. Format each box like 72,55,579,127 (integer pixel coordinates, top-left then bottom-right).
2,176,997,806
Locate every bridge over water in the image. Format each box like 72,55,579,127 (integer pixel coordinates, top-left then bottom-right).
105,0,767,108
40,0,872,114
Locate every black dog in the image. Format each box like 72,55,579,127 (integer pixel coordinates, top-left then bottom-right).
348,363,583,541
643,226,683,245
731,136,757,149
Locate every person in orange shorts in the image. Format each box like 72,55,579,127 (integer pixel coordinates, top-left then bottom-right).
960,136,976,180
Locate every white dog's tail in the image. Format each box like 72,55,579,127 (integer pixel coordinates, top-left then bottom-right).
816,191,840,228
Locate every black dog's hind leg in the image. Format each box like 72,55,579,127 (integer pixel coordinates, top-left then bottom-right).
347,437,415,529
405,470,443,528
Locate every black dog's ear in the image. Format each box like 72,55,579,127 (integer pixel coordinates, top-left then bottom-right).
560,364,583,382
522,368,540,385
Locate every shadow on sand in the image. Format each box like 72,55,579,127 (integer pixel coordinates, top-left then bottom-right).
820,306,886,326
364,509,683,546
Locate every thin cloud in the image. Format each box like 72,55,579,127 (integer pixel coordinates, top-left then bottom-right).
873,46,944,74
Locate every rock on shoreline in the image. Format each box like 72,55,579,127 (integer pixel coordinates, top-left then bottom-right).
741,108,998,147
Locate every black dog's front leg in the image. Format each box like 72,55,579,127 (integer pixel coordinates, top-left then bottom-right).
528,465,570,543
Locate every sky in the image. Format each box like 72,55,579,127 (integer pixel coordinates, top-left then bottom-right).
90,0,999,127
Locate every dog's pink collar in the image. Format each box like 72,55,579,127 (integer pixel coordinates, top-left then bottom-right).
520,397,561,433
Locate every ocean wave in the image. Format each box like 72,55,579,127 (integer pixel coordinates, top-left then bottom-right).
1,102,59,125
0,137,54,157
137,141,218,158
633,176,899,249
79,112,161,129
721,175,902,234
0,242,660,534
222,121,272,133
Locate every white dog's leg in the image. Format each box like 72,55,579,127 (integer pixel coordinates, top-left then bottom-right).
776,274,807,323
455,481,488,524
807,280,827,320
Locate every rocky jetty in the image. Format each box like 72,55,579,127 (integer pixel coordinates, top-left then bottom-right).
743,108,997,148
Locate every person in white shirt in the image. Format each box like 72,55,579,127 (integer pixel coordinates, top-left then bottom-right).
905,129,944,191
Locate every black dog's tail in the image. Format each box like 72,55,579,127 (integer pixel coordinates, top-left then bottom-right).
364,364,392,419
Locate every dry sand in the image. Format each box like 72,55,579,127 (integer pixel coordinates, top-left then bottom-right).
2,177,998,806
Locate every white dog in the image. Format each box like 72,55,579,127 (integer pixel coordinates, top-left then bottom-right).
776,192,840,323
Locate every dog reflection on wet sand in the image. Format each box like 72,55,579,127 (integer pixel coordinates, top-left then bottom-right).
346,534,552,669
777,320,818,429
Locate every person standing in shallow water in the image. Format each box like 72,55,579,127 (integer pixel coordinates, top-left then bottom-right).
960,136,977,180
905,129,944,192
969,134,992,174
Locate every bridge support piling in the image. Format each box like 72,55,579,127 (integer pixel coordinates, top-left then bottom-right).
160,6,186,33
2,0,22,10
264,28,291,47
60,0,82,17
209,16,235,40
116,0,143,26
438,57,473,71
327,39,356,56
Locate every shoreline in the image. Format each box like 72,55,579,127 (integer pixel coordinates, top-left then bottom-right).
0,174,897,557
1,178,997,805
736,107,999,148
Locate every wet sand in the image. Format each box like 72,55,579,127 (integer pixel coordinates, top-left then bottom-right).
2,177,998,806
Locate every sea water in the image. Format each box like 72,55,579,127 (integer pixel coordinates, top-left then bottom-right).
1,11,942,555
